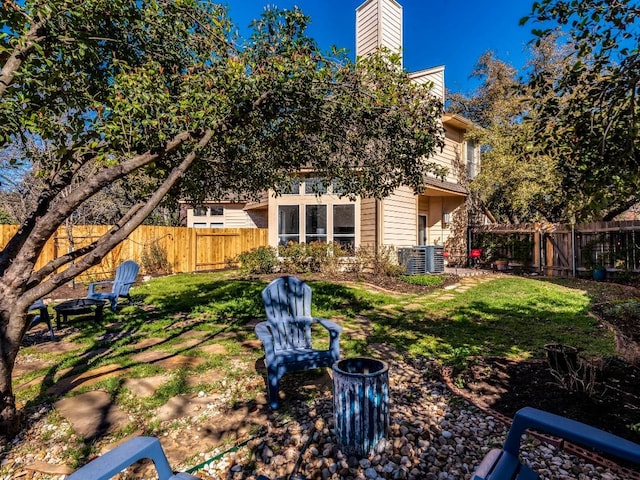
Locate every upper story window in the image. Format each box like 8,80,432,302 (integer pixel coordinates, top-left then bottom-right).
305,177,327,195
193,206,208,216
466,140,479,180
209,206,224,216
278,180,300,195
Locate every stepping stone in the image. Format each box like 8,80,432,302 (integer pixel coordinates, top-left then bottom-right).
186,371,224,388
24,461,74,476
131,351,206,369
123,375,168,398
156,394,225,421
131,337,166,350
14,375,46,392
32,341,81,355
240,339,261,350
171,337,204,351
438,294,456,301
13,358,55,378
55,390,130,440
403,303,423,311
200,343,228,355
48,364,126,396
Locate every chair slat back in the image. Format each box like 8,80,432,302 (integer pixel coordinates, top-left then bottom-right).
112,260,139,296
262,276,312,351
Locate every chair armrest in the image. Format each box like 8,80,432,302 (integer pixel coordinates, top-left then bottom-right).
314,317,342,334
67,436,197,480
88,280,114,296
504,407,640,465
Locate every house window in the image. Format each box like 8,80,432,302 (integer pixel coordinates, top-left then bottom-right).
466,140,478,180
305,177,327,195
193,222,207,228
278,180,300,195
332,179,346,196
210,206,224,216
333,204,355,252
210,222,224,228
193,206,207,216
305,205,327,243
278,205,299,245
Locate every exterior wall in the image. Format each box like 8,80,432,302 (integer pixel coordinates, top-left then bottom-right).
360,197,377,248
356,0,403,63
381,186,417,248
186,203,263,229
408,66,445,103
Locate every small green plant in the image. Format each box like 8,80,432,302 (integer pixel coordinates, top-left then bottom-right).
400,274,446,287
236,246,278,274
604,300,640,322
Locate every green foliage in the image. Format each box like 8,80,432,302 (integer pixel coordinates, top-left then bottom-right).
349,245,404,277
237,246,279,275
472,232,534,264
278,242,348,274
0,208,14,224
524,0,640,221
604,300,640,324
400,274,446,287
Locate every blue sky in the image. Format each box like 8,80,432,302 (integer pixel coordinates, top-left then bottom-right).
226,0,535,95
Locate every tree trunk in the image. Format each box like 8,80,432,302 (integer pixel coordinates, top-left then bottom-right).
0,300,28,438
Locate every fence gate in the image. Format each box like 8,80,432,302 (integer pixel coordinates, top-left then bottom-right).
543,227,573,277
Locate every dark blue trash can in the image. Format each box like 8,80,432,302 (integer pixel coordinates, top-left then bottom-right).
333,357,389,456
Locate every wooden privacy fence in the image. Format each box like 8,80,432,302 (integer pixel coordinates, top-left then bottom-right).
470,220,640,278
0,225,268,281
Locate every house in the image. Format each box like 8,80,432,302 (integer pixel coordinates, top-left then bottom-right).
184,0,478,257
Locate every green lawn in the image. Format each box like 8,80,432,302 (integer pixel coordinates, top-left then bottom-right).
10,271,620,469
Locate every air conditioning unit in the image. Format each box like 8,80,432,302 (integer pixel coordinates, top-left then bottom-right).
399,246,445,275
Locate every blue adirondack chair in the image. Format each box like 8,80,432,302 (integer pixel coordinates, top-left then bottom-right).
255,276,342,409
473,407,640,480
87,260,139,311
67,436,198,480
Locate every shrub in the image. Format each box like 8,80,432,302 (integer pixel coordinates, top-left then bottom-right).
141,242,172,275
237,246,278,275
351,245,403,277
278,241,349,274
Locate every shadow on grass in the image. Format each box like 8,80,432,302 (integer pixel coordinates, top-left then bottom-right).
367,295,610,363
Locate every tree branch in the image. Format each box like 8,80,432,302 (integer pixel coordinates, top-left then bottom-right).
23,130,212,304
0,18,47,98
2,130,193,285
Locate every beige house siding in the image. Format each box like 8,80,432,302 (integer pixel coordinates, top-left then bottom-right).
381,186,416,247
408,66,445,102
186,203,262,229
356,0,403,62
360,197,377,248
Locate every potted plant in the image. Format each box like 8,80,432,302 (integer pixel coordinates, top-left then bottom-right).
494,258,509,271
592,252,607,281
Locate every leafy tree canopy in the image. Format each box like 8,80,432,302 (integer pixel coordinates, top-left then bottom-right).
0,0,445,435
523,0,640,222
